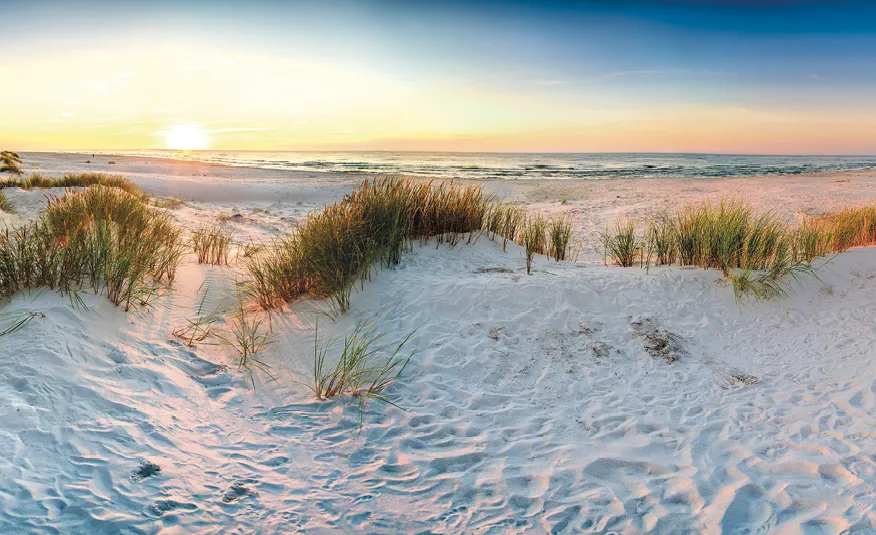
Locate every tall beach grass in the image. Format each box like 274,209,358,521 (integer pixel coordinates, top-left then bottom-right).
0,172,144,197
245,177,574,314
601,197,876,300
0,191,12,213
0,186,183,310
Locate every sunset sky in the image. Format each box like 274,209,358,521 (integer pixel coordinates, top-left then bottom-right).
1,0,875,154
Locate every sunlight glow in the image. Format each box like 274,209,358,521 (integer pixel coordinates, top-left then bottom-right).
163,125,209,151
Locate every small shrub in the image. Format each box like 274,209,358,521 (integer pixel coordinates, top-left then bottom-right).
191,225,232,265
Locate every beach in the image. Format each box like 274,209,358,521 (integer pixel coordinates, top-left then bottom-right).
0,152,874,533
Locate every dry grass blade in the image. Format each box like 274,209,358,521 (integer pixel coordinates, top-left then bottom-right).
309,315,416,428
0,311,45,336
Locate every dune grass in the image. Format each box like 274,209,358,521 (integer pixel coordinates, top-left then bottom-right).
600,198,876,300
245,177,574,314
547,214,573,261
0,172,144,197
191,225,232,265
0,191,12,213
0,151,22,175
523,214,547,274
309,315,415,426
0,186,184,310
602,219,640,267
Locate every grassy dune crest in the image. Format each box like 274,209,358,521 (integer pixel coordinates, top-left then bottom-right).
0,151,22,175
0,186,183,310
602,198,876,299
246,177,575,314
0,172,144,197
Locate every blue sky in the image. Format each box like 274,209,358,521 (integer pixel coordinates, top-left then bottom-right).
1,0,875,153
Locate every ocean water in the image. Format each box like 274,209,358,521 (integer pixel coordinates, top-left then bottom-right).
90,150,876,180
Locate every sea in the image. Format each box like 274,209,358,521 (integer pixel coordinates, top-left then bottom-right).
86,150,876,180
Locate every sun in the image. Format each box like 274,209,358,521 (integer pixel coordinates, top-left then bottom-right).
163,125,209,151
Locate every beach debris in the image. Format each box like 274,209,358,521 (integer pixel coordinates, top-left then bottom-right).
475,267,515,274
222,481,258,503
723,368,761,387
131,460,162,481
632,317,687,363
489,327,503,340
591,341,612,359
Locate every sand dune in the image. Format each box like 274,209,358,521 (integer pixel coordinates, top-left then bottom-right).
0,154,874,533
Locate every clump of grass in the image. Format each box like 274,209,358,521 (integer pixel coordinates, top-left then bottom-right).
0,190,12,213
521,214,546,274
816,205,876,251
191,225,232,265
153,197,185,209
214,291,275,371
0,186,183,310
246,178,493,315
499,204,525,252
0,151,22,175
0,172,144,197
603,219,640,267
309,315,415,426
794,219,832,264
547,215,573,261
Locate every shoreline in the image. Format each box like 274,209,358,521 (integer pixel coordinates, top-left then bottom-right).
21,150,876,183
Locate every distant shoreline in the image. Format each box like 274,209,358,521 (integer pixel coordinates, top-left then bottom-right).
21,150,876,182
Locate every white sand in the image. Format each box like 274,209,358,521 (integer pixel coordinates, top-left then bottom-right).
0,152,874,533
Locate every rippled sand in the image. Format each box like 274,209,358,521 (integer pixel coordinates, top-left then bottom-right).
0,153,874,533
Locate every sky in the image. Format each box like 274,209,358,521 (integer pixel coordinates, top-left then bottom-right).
1,0,875,154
